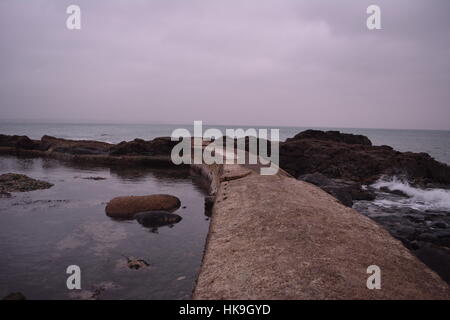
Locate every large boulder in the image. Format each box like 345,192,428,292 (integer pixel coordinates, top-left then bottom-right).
280,130,450,185
105,194,181,219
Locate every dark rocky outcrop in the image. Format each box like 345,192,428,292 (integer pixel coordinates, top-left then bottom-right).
0,134,39,150
105,194,181,219
299,172,375,207
0,173,53,193
109,137,178,156
280,130,450,185
286,129,372,146
0,134,179,167
40,135,111,155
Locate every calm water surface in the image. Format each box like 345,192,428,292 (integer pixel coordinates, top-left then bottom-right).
0,155,210,300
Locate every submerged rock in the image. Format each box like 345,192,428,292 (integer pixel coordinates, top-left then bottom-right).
135,210,182,229
0,173,53,193
379,186,408,197
299,172,375,207
123,256,150,270
105,194,181,219
81,176,107,180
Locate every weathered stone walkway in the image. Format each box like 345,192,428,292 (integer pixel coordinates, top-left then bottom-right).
193,162,450,299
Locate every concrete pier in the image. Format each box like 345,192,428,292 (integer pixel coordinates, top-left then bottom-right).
192,162,450,299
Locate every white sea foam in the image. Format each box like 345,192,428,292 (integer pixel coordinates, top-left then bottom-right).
371,176,450,212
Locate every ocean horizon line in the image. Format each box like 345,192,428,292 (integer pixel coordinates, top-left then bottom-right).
0,120,449,133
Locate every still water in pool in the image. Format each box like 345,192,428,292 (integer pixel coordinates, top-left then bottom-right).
0,155,210,299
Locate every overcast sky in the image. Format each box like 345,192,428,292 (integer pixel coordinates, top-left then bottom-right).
0,0,449,129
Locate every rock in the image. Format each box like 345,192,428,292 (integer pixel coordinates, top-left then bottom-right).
82,176,106,180
0,173,53,193
109,137,178,156
405,214,425,223
432,222,448,229
105,194,181,219
298,172,331,186
409,241,420,250
280,130,450,185
379,187,408,197
350,187,376,201
135,211,182,229
2,292,26,300
0,134,39,150
298,173,375,207
286,129,372,146
40,135,111,155
0,191,12,198
204,196,215,217
124,257,150,270
355,194,450,285
325,186,354,207
415,243,450,284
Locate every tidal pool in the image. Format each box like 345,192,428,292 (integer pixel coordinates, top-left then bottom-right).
0,155,210,300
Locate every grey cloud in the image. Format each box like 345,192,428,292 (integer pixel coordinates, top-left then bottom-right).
0,0,449,129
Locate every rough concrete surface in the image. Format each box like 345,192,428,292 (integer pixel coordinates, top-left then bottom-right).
193,167,450,299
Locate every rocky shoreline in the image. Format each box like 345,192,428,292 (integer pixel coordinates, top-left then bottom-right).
3,130,449,186
2,130,450,289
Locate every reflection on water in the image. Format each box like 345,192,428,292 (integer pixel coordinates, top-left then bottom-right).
0,155,210,300
135,211,183,234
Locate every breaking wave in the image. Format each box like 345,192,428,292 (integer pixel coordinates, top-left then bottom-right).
371,176,450,212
